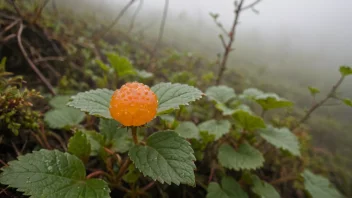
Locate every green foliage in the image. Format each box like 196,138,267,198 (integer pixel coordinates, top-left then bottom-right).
106,52,136,77
342,98,352,107
207,177,248,198
129,131,196,185
45,95,85,129
254,93,293,110
175,121,200,139
68,131,91,163
136,69,154,79
259,126,301,156
205,85,236,104
218,144,264,171
239,88,264,100
233,110,266,131
198,119,231,140
251,175,280,198
308,86,320,96
82,130,105,156
151,82,203,114
99,118,132,153
0,149,110,198
302,170,344,198
122,164,141,184
67,89,114,119
49,95,72,109
339,65,352,76
0,62,41,136
44,107,85,129
215,103,236,116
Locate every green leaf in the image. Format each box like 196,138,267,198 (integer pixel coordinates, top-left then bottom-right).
233,110,266,131
49,95,72,109
44,107,85,129
128,131,196,186
106,53,136,77
308,86,320,96
207,177,248,198
259,126,301,156
158,115,175,123
339,65,352,76
218,143,264,171
205,85,236,104
302,170,344,198
254,93,293,110
0,149,110,198
239,88,264,100
67,89,114,119
82,130,105,156
251,175,280,198
136,69,153,79
198,119,231,140
342,98,352,107
99,119,132,153
68,131,91,163
151,83,203,114
0,57,6,71
122,164,140,184
95,59,110,72
175,121,200,139
215,103,235,116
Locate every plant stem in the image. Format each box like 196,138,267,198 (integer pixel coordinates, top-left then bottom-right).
291,75,345,131
86,170,109,179
116,158,131,182
215,0,244,85
131,127,139,144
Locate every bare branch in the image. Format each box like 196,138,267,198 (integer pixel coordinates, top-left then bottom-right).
128,0,144,33
153,0,169,54
215,0,245,85
5,0,23,18
93,0,136,39
17,23,56,96
242,0,262,11
291,76,345,131
32,0,50,24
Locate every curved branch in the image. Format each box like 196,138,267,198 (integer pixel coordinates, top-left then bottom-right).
17,23,56,95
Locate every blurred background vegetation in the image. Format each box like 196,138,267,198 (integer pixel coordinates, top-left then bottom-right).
0,0,351,197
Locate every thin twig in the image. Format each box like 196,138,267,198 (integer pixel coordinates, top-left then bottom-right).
291,76,345,131
11,142,21,156
140,181,156,192
31,131,45,148
241,0,262,10
0,159,8,168
152,0,169,55
128,0,143,33
0,19,20,35
48,132,67,150
5,0,23,18
33,56,65,63
17,22,56,95
215,0,245,85
86,170,108,179
32,0,50,24
116,158,131,182
104,147,122,165
94,0,136,39
270,175,297,185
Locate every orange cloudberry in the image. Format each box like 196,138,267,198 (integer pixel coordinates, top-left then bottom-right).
109,82,158,126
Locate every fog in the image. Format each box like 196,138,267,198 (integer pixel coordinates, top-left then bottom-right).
80,0,352,85
60,0,352,91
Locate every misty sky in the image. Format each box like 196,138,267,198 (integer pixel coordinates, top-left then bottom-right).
113,0,352,69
